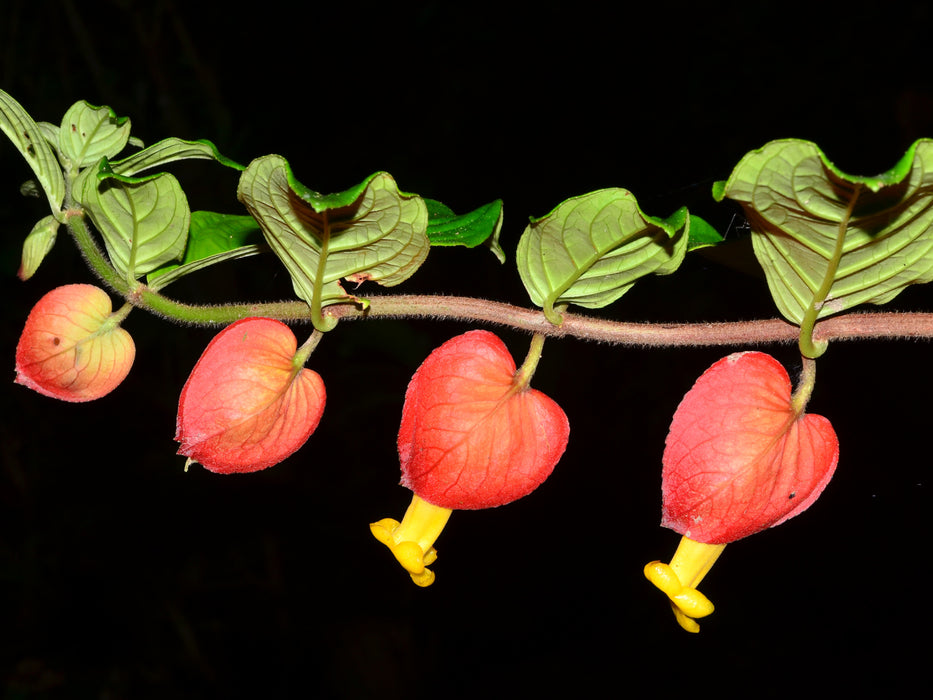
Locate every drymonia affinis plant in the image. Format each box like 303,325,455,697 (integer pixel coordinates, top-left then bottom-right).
4,89,933,631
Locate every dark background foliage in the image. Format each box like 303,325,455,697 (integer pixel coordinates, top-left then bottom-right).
1,1,930,697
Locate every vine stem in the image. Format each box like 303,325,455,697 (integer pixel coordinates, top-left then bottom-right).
333,294,933,346
64,210,130,295
116,287,933,346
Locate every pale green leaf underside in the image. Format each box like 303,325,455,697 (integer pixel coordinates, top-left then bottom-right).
75,165,190,279
108,137,244,178
716,138,933,324
237,155,429,308
516,188,689,323
147,245,264,289
19,215,60,280
0,89,65,215
59,101,131,169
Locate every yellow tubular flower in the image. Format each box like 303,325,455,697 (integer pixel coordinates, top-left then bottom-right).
370,494,453,587
644,536,726,633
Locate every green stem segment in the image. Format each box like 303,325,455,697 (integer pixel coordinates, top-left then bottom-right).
65,210,130,295
513,331,547,391
791,355,817,415
293,328,324,370
513,305,562,390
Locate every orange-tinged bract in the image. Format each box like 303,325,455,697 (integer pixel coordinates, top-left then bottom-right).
14,284,135,402
662,351,838,544
399,329,569,510
175,317,325,474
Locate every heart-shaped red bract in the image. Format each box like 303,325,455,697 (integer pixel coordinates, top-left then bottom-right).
662,351,838,544
15,284,135,402
398,329,569,510
176,317,325,474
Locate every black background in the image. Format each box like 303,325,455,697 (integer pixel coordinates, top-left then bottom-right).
1,1,931,698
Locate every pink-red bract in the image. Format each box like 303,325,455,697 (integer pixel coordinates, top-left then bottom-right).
176,317,325,474
399,329,569,510
662,351,838,543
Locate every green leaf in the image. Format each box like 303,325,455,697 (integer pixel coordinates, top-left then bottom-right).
686,214,724,251
108,137,244,177
425,198,506,263
236,155,429,317
714,138,933,325
146,212,263,285
516,188,689,324
75,162,190,279
18,215,60,280
37,121,60,152
187,211,261,256
0,89,65,215
59,101,132,169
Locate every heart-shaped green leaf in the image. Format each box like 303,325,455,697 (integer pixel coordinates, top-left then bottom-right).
714,138,933,325
59,101,131,169
75,163,190,279
236,156,429,326
516,188,689,324
0,89,65,215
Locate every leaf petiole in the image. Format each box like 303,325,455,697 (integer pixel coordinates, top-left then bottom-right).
310,213,338,333
798,183,863,358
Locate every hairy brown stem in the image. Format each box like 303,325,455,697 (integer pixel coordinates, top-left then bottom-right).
126,284,933,347
327,294,933,347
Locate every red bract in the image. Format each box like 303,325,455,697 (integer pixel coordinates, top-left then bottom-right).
175,317,325,474
15,284,135,402
399,329,569,509
662,351,838,543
